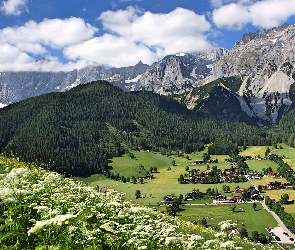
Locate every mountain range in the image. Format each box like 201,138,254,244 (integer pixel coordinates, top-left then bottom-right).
1,23,295,126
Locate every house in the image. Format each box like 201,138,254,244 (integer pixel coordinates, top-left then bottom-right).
160,195,176,205
140,173,154,179
234,187,245,193
233,194,242,202
241,155,253,160
106,188,115,193
208,159,218,163
194,160,204,164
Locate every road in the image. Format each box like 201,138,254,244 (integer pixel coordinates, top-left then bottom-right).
248,177,295,248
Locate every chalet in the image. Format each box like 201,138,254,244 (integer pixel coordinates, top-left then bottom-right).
233,194,242,202
106,188,115,194
241,155,253,160
140,173,154,179
234,187,245,193
216,195,227,201
248,171,261,179
194,160,204,164
213,197,236,204
208,159,218,163
251,194,264,200
267,181,282,189
266,181,293,189
160,195,176,205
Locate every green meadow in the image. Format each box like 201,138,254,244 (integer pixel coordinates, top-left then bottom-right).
176,203,277,234
80,146,295,237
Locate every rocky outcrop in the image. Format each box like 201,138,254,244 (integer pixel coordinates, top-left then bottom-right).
198,24,295,125
0,49,225,105
1,23,295,126
135,49,227,95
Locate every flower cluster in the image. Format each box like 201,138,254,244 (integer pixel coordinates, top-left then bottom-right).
0,158,279,250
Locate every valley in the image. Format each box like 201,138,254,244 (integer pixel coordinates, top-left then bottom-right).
77,145,295,247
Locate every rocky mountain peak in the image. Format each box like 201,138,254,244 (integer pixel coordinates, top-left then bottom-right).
201,23,295,125
1,23,295,126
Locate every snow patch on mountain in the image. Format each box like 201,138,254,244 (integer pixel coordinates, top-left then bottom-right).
0,103,6,108
125,75,141,83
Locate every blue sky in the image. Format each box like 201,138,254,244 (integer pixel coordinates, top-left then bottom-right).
0,0,295,71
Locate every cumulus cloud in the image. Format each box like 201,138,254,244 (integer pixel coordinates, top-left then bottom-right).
0,17,98,50
0,7,213,71
0,17,98,71
0,43,34,71
210,0,238,8
1,0,28,16
212,0,295,30
99,6,212,57
64,34,157,67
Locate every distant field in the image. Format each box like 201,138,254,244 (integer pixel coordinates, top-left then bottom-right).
83,174,250,206
108,151,173,178
108,151,231,179
283,204,295,218
80,146,295,238
246,159,279,172
252,176,290,187
272,147,295,159
240,146,270,158
262,188,295,201
177,203,277,235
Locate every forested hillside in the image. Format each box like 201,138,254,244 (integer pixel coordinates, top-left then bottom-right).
0,81,279,176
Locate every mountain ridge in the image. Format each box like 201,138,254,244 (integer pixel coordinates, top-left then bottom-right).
1,23,295,126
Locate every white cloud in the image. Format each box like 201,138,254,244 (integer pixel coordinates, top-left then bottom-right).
0,43,34,71
0,17,98,71
210,0,236,8
0,7,214,71
99,7,213,56
212,0,295,30
63,34,157,67
0,0,28,16
250,0,295,28
0,17,98,50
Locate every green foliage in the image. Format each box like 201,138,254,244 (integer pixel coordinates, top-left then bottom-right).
280,194,290,204
1,161,278,250
0,80,287,177
135,190,141,198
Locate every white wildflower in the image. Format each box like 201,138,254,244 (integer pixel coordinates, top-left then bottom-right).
220,241,235,248
219,220,237,232
6,168,31,182
164,236,178,246
202,239,220,249
215,232,226,238
28,214,76,235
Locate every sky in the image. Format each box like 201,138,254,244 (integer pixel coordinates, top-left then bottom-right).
0,0,295,72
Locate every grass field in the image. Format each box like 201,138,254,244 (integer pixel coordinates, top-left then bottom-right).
283,204,295,217
240,146,270,158
246,159,279,172
176,203,277,235
79,146,295,238
108,151,232,178
251,176,290,187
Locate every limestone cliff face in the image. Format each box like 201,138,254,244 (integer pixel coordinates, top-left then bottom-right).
135,49,227,95
194,24,295,125
1,23,295,126
0,49,224,105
